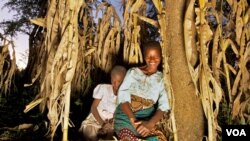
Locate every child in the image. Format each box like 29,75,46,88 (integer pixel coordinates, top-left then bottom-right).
79,65,127,141
114,41,171,141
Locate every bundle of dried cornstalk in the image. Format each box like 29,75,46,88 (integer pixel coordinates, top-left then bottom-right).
184,0,250,141
0,35,16,96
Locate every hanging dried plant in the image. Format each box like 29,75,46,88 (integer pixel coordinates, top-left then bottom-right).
0,36,16,95
93,2,122,72
123,0,146,64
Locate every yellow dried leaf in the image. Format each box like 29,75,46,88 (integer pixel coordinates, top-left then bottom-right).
243,8,250,24
184,0,198,67
130,0,144,13
232,70,242,96
212,27,221,81
84,47,96,57
136,14,159,27
232,91,243,118
30,18,46,28
152,0,162,13
226,0,233,6
24,98,44,113
199,0,207,9
236,4,243,45
227,63,237,75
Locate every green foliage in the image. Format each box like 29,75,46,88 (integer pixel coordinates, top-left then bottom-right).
74,98,83,107
218,98,233,126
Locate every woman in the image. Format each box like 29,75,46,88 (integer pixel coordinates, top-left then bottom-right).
114,41,171,141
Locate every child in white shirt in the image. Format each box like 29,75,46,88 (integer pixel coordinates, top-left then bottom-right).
79,65,127,141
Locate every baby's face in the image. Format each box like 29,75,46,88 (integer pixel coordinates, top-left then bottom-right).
111,74,124,95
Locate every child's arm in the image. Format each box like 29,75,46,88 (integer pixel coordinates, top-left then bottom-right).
91,99,105,126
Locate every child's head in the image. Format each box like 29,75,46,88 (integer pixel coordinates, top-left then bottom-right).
111,65,127,95
142,41,162,70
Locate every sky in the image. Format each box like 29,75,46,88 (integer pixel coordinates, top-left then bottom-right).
0,0,123,70
0,1,29,69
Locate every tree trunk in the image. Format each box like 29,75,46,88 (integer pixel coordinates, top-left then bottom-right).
165,0,204,140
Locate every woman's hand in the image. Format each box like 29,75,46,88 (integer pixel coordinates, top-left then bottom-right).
136,121,154,137
129,118,141,129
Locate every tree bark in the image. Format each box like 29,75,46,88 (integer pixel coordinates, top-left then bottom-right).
165,0,204,140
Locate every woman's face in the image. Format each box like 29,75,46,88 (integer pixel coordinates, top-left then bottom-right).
111,74,124,95
144,47,161,70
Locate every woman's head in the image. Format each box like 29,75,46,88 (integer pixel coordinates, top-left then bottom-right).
142,41,162,71
111,65,127,95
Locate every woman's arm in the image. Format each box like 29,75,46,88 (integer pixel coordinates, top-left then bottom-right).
121,102,141,128
121,102,135,119
148,109,165,127
137,109,165,137
91,99,105,126
121,103,165,127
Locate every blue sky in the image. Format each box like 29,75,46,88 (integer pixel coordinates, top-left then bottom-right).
0,1,29,69
0,0,123,69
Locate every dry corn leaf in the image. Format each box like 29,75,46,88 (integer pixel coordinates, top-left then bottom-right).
130,0,144,13
84,47,96,57
30,18,46,27
184,0,198,67
24,98,44,113
199,0,207,9
243,8,250,24
152,0,162,13
226,0,234,6
236,4,244,45
212,27,221,82
123,0,145,64
227,63,237,75
135,14,159,27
